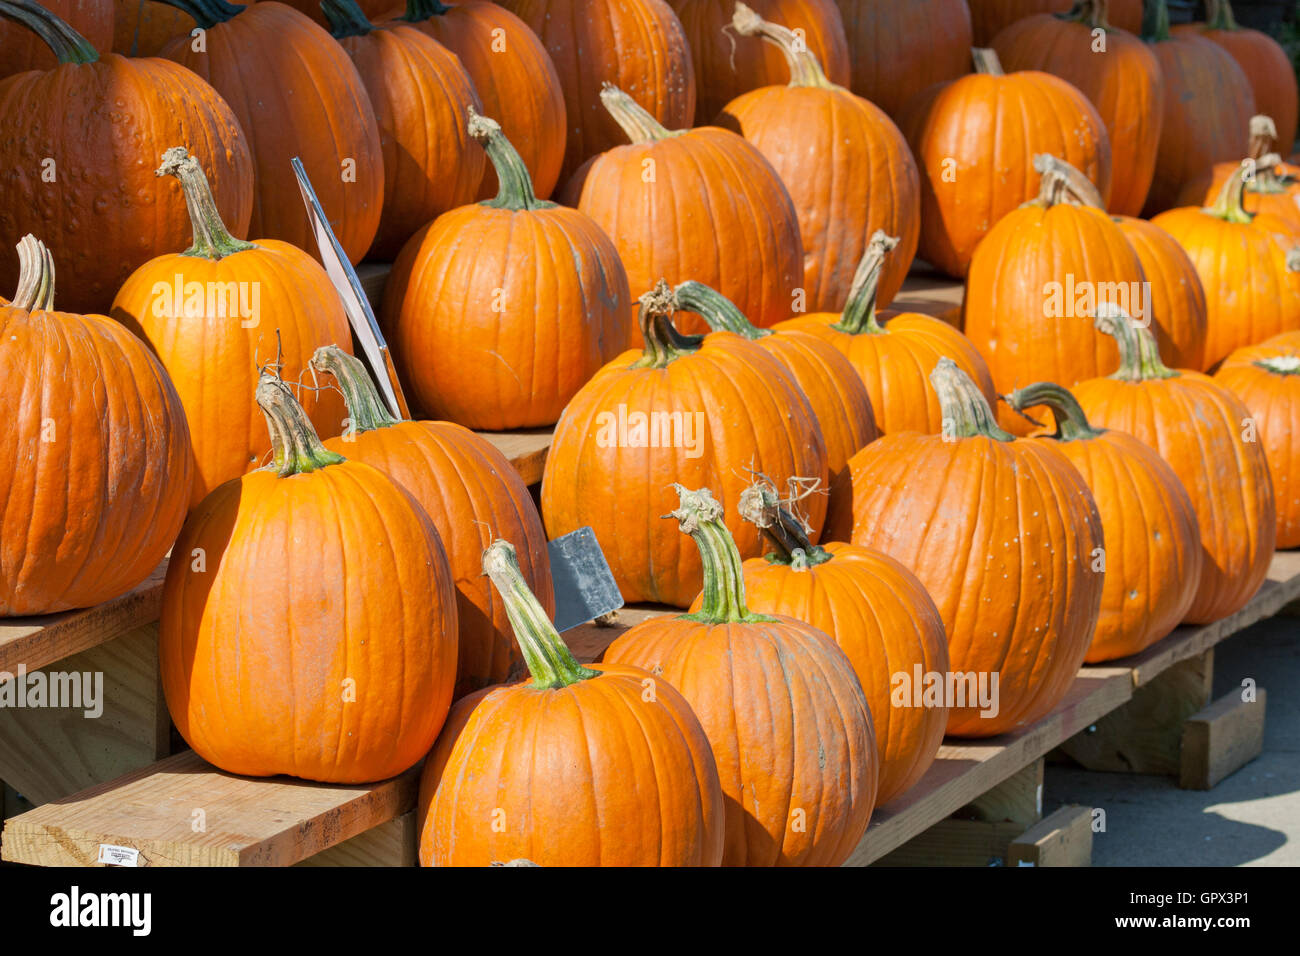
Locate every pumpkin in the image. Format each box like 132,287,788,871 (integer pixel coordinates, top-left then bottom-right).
673,279,877,536
1006,381,1200,662
268,0,393,26
540,283,829,607
324,0,485,260
111,149,352,509
713,477,949,805
968,0,1142,45
495,0,695,185
1173,0,1297,157
1176,115,1300,230
1073,305,1276,624
390,0,566,201
1111,214,1209,372
383,111,629,429
716,3,919,313
156,0,384,264
841,358,1104,737
1,236,193,617
990,0,1163,218
1213,334,1300,549
418,539,725,866
1139,0,1254,216
0,0,253,314
833,0,972,121
160,372,459,783
112,0,196,55
1152,164,1300,370
964,155,1148,435
565,85,804,336
900,48,1112,278
311,346,554,697
0,0,111,76
604,485,876,866
669,0,848,126
778,231,998,451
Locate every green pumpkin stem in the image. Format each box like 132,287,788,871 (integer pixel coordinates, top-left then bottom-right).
398,0,450,22
467,108,554,212
737,480,831,569
309,345,402,433
1007,381,1103,441
1256,354,1300,376
931,357,1014,440
256,372,346,476
834,231,900,335
0,0,98,63
150,0,244,29
1094,304,1179,382
1206,0,1238,30
601,83,680,144
483,540,597,690
156,148,256,261
1142,0,1171,43
1033,154,1106,209
673,280,767,341
731,1,831,89
11,235,56,312
971,48,1004,75
322,0,373,38
673,486,772,624
1205,163,1253,224
633,280,704,368
1061,0,1110,27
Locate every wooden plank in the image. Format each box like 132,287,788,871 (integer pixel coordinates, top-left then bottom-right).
957,760,1042,827
891,263,965,320
871,819,1023,867
0,750,419,867
479,428,554,487
563,605,674,663
1180,688,1267,790
1006,806,1093,867
295,812,417,867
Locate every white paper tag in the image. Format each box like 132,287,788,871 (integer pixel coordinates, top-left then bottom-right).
97,843,140,867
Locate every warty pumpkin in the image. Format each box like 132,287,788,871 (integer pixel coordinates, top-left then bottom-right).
565,84,804,337
160,372,459,783
324,0,485,260
390,0,566,201
1111,214,1209,372
841,358,1104,737
1006,381,1201,662
382,111,629,429
900,48,1112,278
495,0,695,185
1152,164,1300,370
604,485,877,866
990,0,1164,217
156,0,384,264
717,3,919,313
418,539,725,866
968,0,1142,45
1214,333,1300,549
0,0,253,314
1176,115,1300,231
1,236,193,617
540,283,829,608
833,0,972,121
1073,305,1276,624
311,346,554,697
111,149,352,509
0,0,110,75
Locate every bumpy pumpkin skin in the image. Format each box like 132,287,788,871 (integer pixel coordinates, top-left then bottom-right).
1113,215,1208,372
419,662,725,866
967,0,1141,45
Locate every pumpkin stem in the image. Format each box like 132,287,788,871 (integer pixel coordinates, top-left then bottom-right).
632,280,704,368
1094,303,1179,382
1142,0,1171,42
1248,115,1277,160
1256,354,1300,376
931,357,1015,440
1059,0,1110,28
0,0,97,63
730,1,831,89
1032,154,1106,209
1007,381,1104,441
10,235,56,312
309,345,402,433
483,539,598,690
156,147,256,261
397,0,450,22
148,0,244,29
737,479,831,569
834,231,900,335
600,83,680,144
257,371,346,477
1206,0,1237,30
467,107,555,212
1205,162,1254,224
322,0,373,38
971,48,1004,75
673,280,767,341
672,486,772,624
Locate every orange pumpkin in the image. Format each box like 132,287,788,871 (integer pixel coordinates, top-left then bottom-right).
900,48,1111,278
418,539,725,867
112,0,195,55
604,485,877,866
160,373,459,783
311,346,554,697
716,3,919,313
1112,214,1209,372
841,359,1104,737
1176,115,1300,230
111,149,352,509
1006,381,1201,662
968,0,1141,45
0,0,111,77
383,111,629,429
1,236,193,617
540,283,829,608
1073,305,1276,624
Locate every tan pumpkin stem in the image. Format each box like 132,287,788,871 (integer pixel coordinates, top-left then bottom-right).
673,280,767,340
971,48,1004,75
256,371,346,477
834,231,900,335
467,107,553,211
1094,303,1179,382
1007,381,1104,441
1249,115,1278,160
11,235,55,311
1033,154,1105,209
632,280,703,368
0,0,97,63
1206,163,1254,224
483,539,597,689
672,486,773,624
931,357,1014,440
730,1,831,89
157,147,256,261
737,477,830,569
600,83,680,144
309,345,402,432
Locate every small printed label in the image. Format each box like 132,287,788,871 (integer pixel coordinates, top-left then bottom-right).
97,844,140,867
